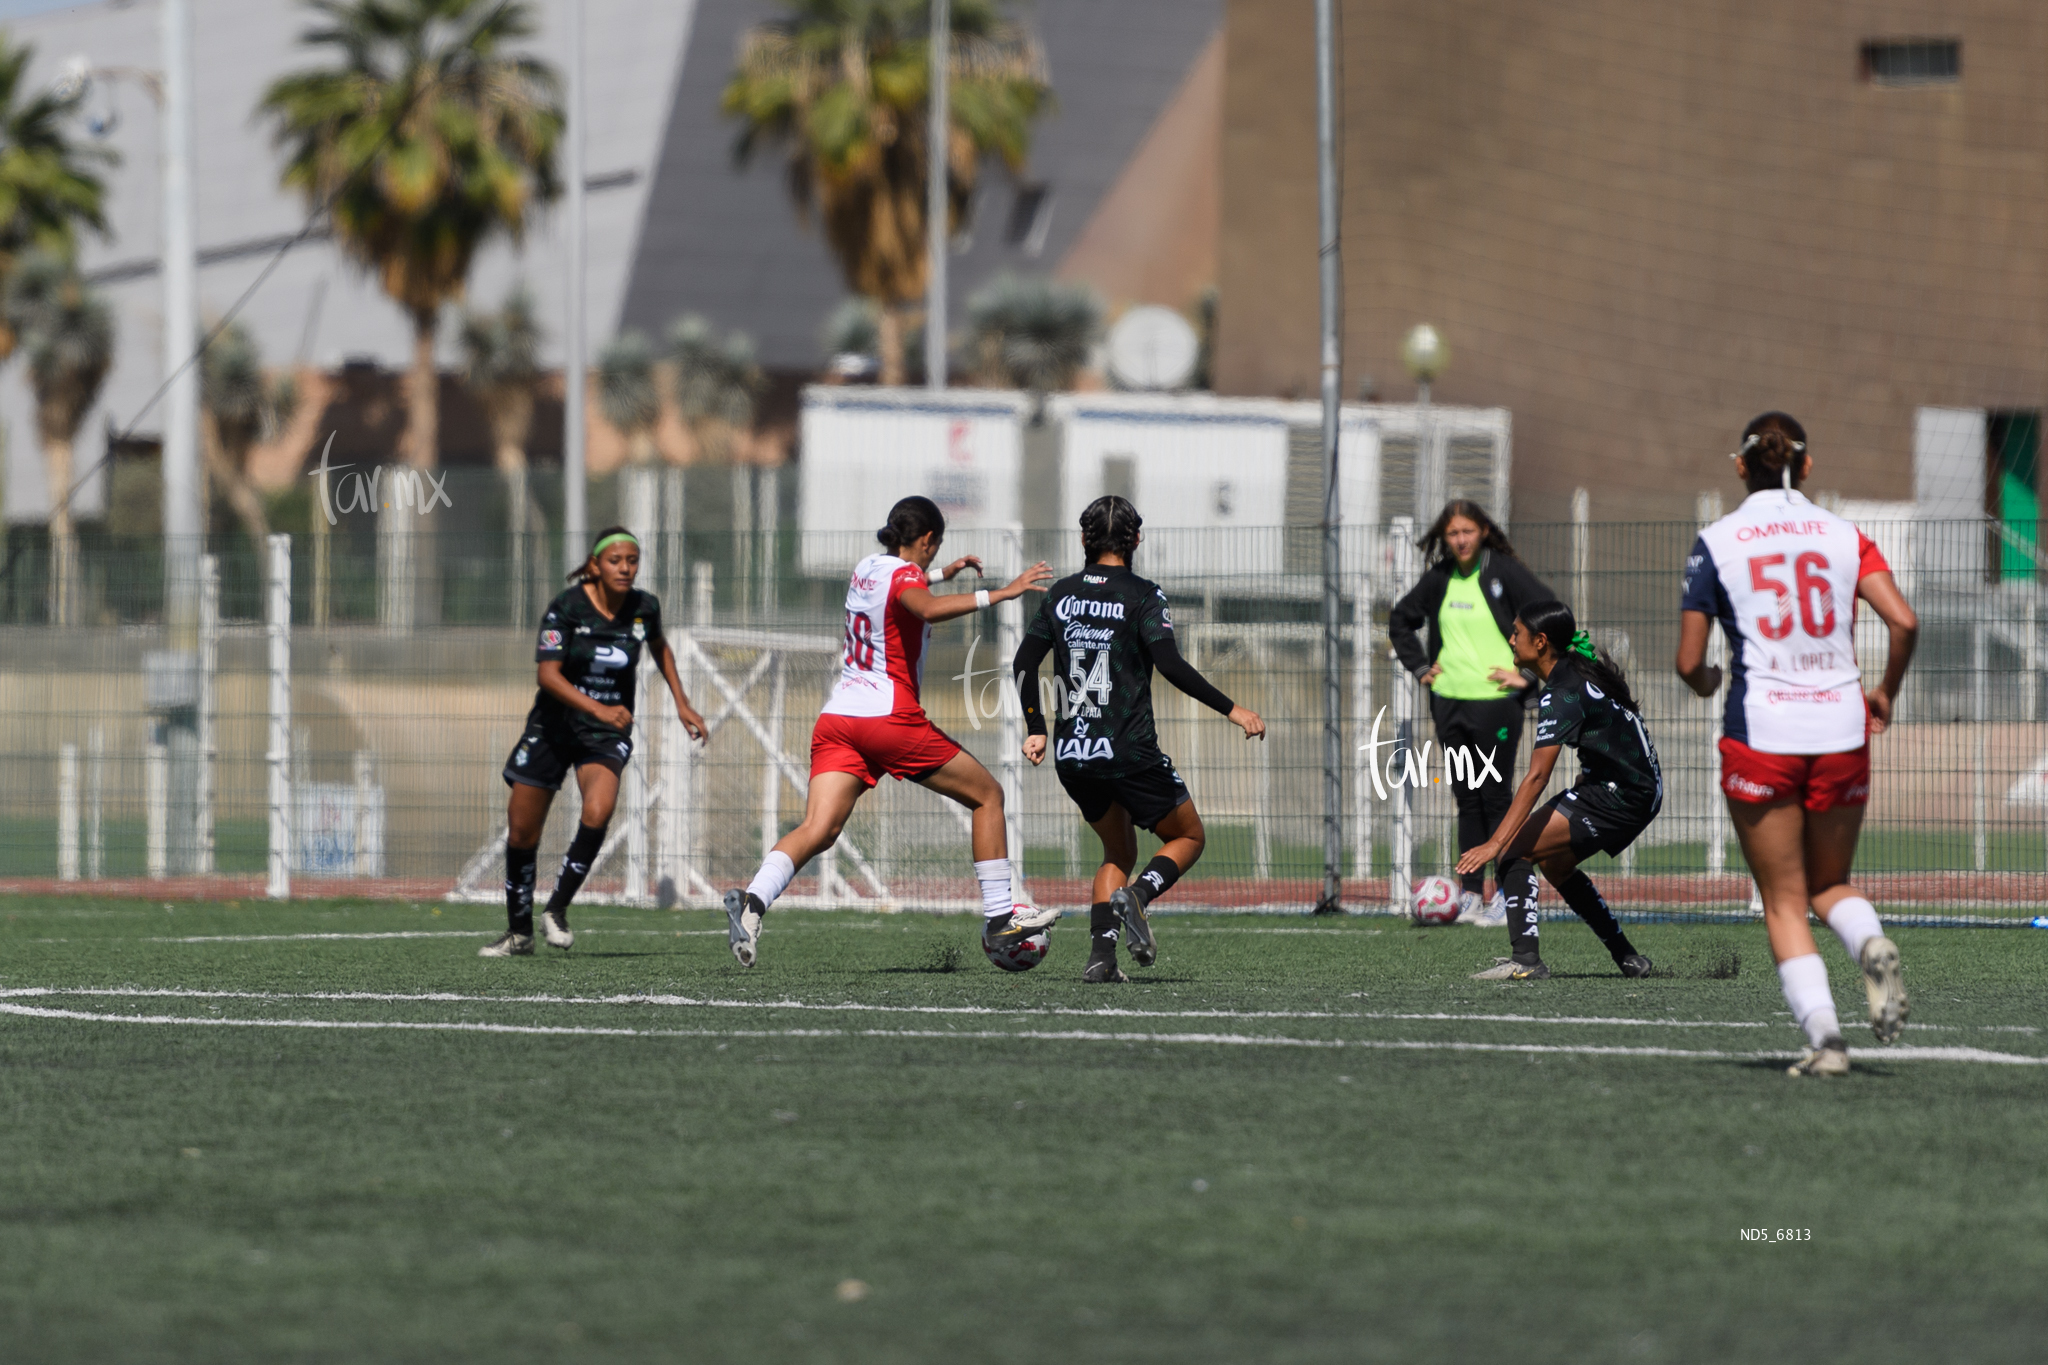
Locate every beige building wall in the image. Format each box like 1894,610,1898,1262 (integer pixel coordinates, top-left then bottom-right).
1218,1,2048,521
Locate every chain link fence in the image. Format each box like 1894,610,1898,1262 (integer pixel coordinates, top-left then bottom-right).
1,517,2040,920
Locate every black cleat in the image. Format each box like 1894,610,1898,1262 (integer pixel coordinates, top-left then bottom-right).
1082,941,1127,984
1110,886,1156,967
1618,953,1653,978
724,889,765,967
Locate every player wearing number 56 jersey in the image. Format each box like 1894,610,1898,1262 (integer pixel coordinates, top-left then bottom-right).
1677,413,1920,1077
1013,496,1266,982
723,496,1056,968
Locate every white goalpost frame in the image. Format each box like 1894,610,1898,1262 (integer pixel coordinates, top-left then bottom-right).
57,743,79,882
1387,519,1418,915
197,553,219,874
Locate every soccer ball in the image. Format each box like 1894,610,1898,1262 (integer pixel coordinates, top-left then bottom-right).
984,925,1051,972
1411,875,1461,926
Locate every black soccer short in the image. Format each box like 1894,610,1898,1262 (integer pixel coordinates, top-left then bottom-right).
1057,753,1192,831
502,712,633,791
1543,783,1660,861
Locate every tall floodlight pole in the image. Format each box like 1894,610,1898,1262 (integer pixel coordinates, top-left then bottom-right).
1314,0,1344,914
161,0,199,644
562,0,589,567
925,0,950,390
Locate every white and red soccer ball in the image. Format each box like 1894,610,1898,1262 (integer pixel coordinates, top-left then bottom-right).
1411,874,1461,926
984,925,1051,972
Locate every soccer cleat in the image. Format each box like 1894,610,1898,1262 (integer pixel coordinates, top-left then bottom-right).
478,931,533,957
1082,941,1127,984
1472,891,1509,928
1618,953,1653,978
1110,886,1157,967
540,909,574,951
1008,900,1062,932
1453,891,1487,924
1470,956,1549,981
724,889,765,968
1787,1036,1851,1077
1859,935,1908,1043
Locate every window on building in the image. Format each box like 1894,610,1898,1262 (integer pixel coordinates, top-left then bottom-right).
1005,184,1054,257
1861,39,1960,86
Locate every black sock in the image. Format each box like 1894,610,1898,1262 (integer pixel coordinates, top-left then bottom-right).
1089,900,1118,946
505,843,538,936
544,822,608,921
1131,855,1182,907
1502,859,1540,963
1555,870,1636,960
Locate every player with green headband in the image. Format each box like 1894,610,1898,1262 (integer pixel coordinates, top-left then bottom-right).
483,525,708,957
1454,599,1662,981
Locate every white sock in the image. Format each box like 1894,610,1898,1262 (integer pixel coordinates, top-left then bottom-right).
974,858,1012,919
1825,897,1883,964
746,850,796,910
1776,953,1841,1049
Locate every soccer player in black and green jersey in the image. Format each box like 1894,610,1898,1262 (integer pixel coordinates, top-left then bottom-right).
1457,600,1660,980
1013,496,1265,982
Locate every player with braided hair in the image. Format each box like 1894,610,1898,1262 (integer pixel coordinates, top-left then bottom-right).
1678,411,1920,1076
1457,600,1661,981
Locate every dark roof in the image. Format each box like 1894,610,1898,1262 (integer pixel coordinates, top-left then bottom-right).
620,0,1222,369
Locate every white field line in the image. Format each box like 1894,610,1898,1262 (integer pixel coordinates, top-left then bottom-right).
134,929,729,944
0,987,2009,1042
0,1001,2040,1065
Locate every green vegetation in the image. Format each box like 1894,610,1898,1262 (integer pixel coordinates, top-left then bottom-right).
2,897,2043,1362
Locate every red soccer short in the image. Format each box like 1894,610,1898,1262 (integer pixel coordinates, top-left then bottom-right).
810,711,963,788
1718,737,1870,812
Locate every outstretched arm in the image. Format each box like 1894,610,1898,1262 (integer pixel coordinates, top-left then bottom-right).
1455,744,1561,875
1148,635,1264,741
1013,633,1053,765
897,562,1054,623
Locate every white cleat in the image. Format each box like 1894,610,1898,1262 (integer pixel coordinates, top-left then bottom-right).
1859,936,1908,1044
478,931,533,958
540,909,574,951
1009,900,1062,932
724,889,764,968
1453,891,1486,924
1787,1037,1850,1077
1471,891,1509,928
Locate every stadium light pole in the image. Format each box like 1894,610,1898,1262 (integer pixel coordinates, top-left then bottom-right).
161,0,199,645
1314,0,1344,914
925,0,950,390
562,0,589,569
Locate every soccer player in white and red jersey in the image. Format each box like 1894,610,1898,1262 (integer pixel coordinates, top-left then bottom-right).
725,496,1055,967
1677,412,1920,1076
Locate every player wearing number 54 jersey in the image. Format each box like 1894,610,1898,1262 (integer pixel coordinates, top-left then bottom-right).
1014,496,1265,982
1678,412,1920,1077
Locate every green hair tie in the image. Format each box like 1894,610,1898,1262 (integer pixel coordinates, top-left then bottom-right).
1568,629,1598,661
591,531,639,558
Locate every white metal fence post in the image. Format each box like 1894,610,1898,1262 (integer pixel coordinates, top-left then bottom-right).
267,534,293,900
1388,518,1418,914
86,726,104,881
58,743,79,882
197,553,219,874
1351,551,1373,907
761,651,786,861
999,523,1027,903
1571,487,1590,622
146,736,168,880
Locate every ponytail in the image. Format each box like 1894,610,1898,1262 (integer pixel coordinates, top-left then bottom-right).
1517,599,1639,714
877,495,946,554
1737,412,1808,494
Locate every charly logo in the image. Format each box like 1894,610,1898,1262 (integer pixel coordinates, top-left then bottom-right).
1358,706,1503,802
308,432,454,524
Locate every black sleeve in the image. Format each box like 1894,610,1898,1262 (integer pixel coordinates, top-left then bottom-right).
1146,633,1235,717
1012,632,1053,737
1388,568,1444,678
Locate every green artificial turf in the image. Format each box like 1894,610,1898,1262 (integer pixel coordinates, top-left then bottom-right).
2,896,2045,1363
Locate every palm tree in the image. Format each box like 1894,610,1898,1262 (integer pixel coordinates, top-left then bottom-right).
597,329,660,467
199,318,298,550
667,314,763,463
723,0,1049,385
965,272,1100,393
260,0,562,476
459,284,545,622
5,252,112,624
0,32,114,361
